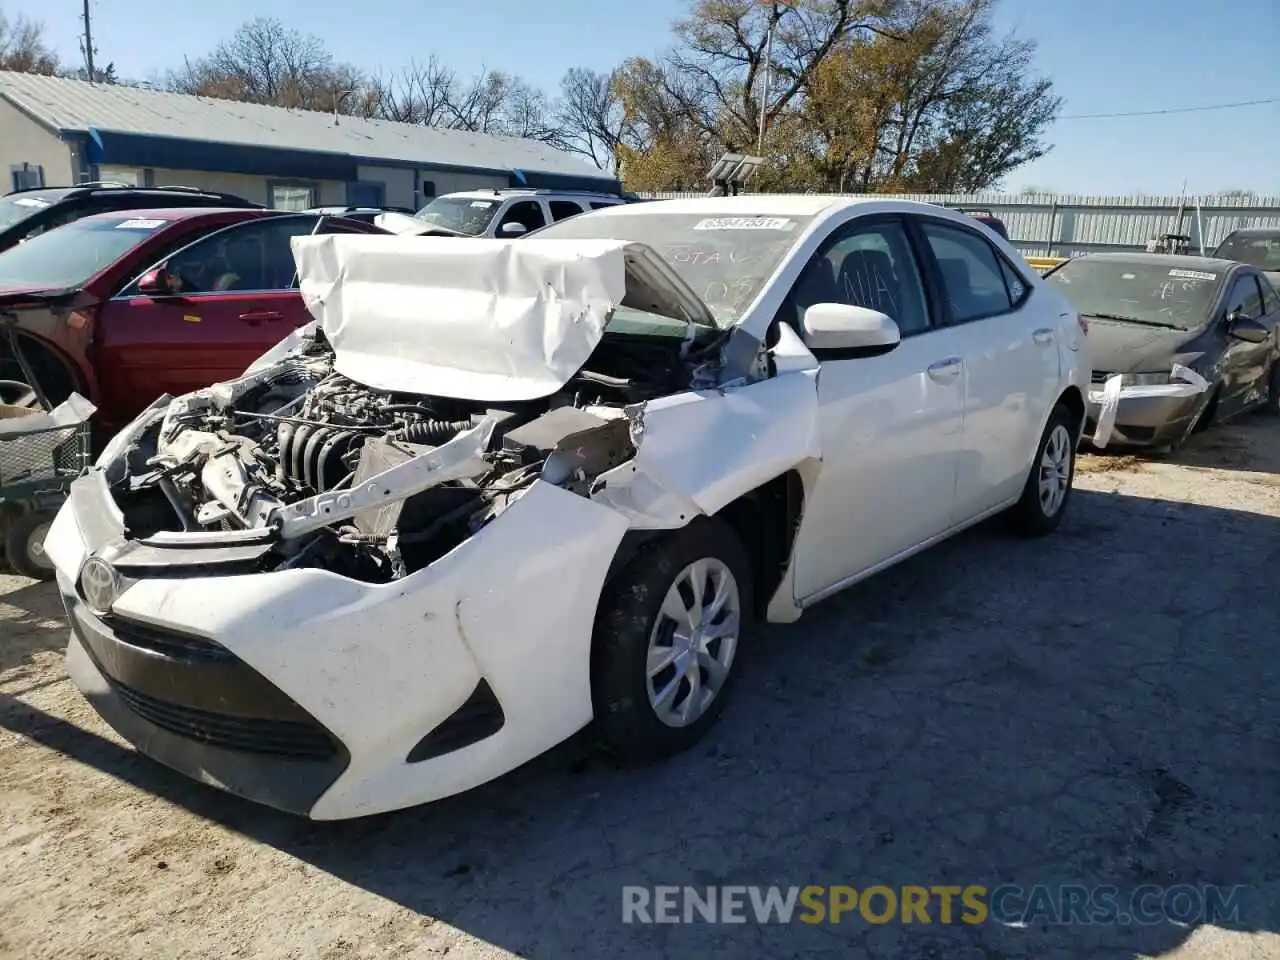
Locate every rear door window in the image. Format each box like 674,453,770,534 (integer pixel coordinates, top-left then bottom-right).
918,220,1015,322
500,200,547,233
1262,277,1280,315
549,200,586,222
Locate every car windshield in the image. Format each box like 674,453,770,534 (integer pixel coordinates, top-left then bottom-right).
0,192,63,232
531,211,815,329
0,215,169,290
1213,232,1280,271
414,196,501,236
1046,258,1223,330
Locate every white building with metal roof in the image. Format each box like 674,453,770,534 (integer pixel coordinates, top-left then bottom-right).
0,71,619,210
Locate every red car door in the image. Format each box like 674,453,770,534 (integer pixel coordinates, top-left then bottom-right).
93,214,332,421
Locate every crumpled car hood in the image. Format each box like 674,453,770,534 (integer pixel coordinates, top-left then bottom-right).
290,234,714,402
373,211,468,238
1085,318,1196,373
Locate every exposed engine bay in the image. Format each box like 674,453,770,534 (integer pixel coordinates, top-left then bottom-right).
103,327,723,582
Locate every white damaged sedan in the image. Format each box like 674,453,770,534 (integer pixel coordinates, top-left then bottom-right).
45,196,1089,819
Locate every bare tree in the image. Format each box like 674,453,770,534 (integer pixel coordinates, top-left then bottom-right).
489,75,564,144
0,9,59,74
667,0,900,144
367,60,564,143
366,57,459,125
165,18,365,113
556,68,627,170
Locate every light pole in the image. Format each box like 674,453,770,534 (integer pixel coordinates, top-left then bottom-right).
756,19,774,154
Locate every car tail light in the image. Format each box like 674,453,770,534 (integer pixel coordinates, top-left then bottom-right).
1076,313,1088,335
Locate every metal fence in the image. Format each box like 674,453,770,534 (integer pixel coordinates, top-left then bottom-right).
637,192,1280,258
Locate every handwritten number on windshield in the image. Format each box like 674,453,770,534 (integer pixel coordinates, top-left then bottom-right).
703,281,730,303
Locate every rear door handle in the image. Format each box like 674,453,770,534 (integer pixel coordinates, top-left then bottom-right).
239,310,284,325
1033,327,1055,345
926,357,962,383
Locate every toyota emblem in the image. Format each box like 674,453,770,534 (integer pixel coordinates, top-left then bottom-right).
79,557,120,615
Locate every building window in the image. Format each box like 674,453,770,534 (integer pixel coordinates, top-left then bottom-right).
9,164,45,191
96,165,144,186
268,181,318,211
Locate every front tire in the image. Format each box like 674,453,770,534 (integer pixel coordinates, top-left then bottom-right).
591,518,753,764
1262,361,1280,417
1007,402,1077,537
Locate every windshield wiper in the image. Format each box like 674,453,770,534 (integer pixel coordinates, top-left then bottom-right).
1085,313,1181,329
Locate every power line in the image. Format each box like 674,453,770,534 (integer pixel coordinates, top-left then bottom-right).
1058,97,1280,120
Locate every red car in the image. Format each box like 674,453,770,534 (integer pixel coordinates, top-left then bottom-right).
0,207,385,440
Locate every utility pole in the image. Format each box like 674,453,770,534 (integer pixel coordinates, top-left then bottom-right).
79,0,96,83
756,18,774,155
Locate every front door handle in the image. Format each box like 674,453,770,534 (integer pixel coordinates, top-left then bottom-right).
1033,327,1055,345
239,310,284,325
926,357,962,383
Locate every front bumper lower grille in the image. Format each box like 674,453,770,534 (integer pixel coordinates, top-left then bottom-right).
106,675,338,761
67,598,343,764
104,616,233,662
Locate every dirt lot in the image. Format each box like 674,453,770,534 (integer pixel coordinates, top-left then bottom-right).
3,417,1280,960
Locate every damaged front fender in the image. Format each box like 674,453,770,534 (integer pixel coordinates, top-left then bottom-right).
590,361,821,529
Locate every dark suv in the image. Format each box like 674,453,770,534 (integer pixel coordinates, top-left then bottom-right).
951,207,1010,241
0,182,262,254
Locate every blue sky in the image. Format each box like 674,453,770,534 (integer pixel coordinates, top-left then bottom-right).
36,0,1280,195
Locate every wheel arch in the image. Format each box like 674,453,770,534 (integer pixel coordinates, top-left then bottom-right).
600,469,806,621
1056,384,1085,436
0,330,89,409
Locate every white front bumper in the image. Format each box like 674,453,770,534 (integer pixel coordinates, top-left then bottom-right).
48,479,628,819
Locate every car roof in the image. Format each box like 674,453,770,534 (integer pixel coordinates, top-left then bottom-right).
1219,227,1280,239
4,186,79,203
1073,251,1240,272
577,195,1011,224
589,194,842,217
74,206,272,224
5,184,259,204
437,189,623,202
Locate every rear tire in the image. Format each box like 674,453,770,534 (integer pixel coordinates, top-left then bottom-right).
4,508,57,581
591,518,753,765
1007,402,1077,537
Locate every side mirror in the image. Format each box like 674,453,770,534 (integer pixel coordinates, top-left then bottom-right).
801,302,901,356
498,221,528,237
136,266,174,296
1226,311,1269,343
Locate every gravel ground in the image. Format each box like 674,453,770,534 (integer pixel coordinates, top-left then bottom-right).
3,416,1280,960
